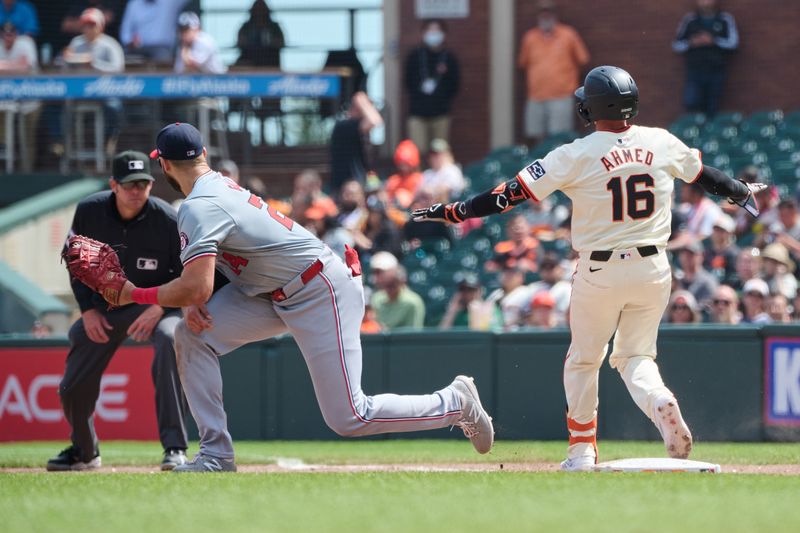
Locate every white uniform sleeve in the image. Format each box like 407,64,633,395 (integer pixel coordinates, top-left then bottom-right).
667,133,704,183
178,198,234,265
515,144,577,201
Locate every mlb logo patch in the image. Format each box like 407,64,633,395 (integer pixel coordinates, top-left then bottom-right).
524,161,546,181
137,258,158,270
186,149,196,157
128,160,145,170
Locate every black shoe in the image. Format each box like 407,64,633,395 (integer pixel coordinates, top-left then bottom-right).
46,445,101,472
161,448,188,471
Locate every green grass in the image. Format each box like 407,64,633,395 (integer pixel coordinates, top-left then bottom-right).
2,439,799,467
1,441,799,533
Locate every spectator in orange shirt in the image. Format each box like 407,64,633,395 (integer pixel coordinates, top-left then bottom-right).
485,213,541,273
385,139,423,209
517,0,590,145
361,287,383,334
289,168,338,226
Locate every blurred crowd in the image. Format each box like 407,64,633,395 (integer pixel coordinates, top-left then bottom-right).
7,0,799,334
0,0,282,164
235,125,800,334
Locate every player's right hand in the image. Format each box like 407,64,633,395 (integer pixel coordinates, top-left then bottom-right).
82,308,113,344
183,303,213,334
411,202,464,223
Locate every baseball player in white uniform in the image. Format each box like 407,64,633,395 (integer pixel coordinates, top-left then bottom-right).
414,66,765,471
106,123,493,472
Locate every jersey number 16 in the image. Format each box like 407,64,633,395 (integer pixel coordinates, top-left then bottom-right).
606,174,655,221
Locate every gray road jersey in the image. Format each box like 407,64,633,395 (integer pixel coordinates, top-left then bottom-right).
178,171,324,295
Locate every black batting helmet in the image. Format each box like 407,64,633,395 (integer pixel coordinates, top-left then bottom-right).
575,66,639,124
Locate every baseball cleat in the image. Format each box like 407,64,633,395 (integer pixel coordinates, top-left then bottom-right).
46,445,101,472
560,455,596,472
452,375,494,454
161,448,188,471
172,453,237,473
653,396,692,459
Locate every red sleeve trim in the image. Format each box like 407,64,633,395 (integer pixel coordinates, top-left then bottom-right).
182,252,217,267
689,150,704,183
515,174,540,202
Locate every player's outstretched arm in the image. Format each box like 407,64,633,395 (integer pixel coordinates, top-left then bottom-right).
119,256,217,307
411,178,531,223
695,165,767,217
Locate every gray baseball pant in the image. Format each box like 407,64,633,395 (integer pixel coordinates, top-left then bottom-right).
174,248,463,460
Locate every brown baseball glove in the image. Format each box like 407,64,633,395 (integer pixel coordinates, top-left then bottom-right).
62,235,128,306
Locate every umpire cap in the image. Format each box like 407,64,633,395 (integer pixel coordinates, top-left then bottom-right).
112,151,154,183
575,66,639,124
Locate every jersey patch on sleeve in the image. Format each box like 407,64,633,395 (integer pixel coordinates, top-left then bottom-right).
524,161,546,181
179,232,188,251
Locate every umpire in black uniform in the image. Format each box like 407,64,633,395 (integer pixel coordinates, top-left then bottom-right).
47,151,189,471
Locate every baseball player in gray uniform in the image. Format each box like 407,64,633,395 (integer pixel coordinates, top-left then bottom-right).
413,66,765,471
108,123,492,472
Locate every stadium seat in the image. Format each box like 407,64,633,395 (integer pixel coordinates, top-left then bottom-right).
743,109,784,128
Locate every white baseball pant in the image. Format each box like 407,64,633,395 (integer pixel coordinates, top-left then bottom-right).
564,249,675,460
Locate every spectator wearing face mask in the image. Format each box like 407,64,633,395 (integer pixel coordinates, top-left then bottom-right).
403,18,460,154
517,0,589,145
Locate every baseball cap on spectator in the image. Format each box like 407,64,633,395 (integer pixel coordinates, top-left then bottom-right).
712,214,736,234
761,243,795,273
150,123,204,160
455,271,480,290
394,140,420,168
112,151,154,183
530,291,555,309
369,251,398,272
669,290,700,322
429,138,451,154
80,8,105,28
678,241,704,255
743,278,769,297
178,11,201,30
670,290,698,310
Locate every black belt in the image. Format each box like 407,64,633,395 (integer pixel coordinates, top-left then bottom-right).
589,246,659,262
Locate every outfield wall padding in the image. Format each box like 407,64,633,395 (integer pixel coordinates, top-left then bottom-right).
3,326,799,442
208,325,798,442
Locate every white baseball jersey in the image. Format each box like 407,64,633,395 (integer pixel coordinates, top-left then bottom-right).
516,125,703,252
178,171,324,295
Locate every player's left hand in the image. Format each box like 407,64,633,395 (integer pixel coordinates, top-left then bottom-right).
729,181,768,218
411,202,463,223
127,304,164,342
62,235,129,306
